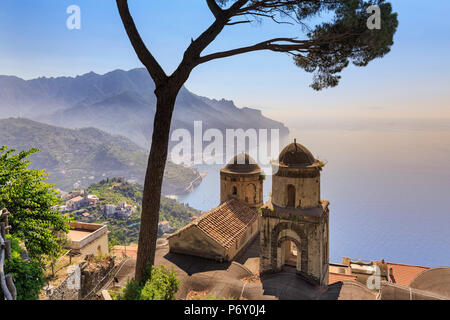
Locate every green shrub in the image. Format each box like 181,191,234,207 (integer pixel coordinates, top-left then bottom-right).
117,279,144,300
4,236,45,300
117,265,180,300
140,265,180,300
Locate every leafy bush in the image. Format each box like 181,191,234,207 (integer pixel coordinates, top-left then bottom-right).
0,146,70,261
117,265,180,300
0,146,71,300
140,265,180,300
117,279,144,300
4,236,45,300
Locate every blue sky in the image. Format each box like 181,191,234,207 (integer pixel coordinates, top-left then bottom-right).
1,0,449,121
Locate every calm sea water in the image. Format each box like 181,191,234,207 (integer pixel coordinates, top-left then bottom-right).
179,125,450,267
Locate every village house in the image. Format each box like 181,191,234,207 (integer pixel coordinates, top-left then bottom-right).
329,257,431,287
66,195,87,211
103,202,136,219
158,220,171,234
104,204,116,217
87,195,99,206
62,190,83,202
65,222,109,256
168,198,259,261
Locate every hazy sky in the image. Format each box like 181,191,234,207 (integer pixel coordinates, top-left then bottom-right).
1,0,449,121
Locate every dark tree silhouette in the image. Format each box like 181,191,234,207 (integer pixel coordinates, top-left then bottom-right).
116,0,398,281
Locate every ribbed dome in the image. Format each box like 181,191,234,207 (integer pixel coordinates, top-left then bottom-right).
278,140,316,167
223,153,261,173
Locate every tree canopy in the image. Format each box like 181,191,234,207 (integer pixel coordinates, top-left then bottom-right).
119,0,398,91
209,0,398,90
0,146,69,260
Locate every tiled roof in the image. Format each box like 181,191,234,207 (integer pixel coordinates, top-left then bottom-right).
385,262,429,287
329,272,357,284
70,196,84,202
168,199,259,250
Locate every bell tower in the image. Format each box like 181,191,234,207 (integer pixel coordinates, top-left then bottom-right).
220,153,264,208
259,140,329,285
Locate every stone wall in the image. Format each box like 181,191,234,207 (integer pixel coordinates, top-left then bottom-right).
169,217,259,262
227,217,260,260
79,256,116,299
47,269,80,300
271,167,320,209
78,233,109,256
259,206,329,285
48,256,116,300
169,225,227,260
220,172,263,208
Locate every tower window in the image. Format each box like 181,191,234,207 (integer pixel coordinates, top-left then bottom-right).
232,186,238,196
287,184,296,207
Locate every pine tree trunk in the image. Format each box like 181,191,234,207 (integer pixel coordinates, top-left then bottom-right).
135,87,178,282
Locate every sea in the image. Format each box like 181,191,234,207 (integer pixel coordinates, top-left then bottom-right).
178,121,450,268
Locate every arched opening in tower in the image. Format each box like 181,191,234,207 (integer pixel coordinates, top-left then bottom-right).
283,240,298,267
287,184,296,207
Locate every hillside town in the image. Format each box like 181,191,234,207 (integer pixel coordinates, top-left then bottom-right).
56,190,136,220
55,188,173,235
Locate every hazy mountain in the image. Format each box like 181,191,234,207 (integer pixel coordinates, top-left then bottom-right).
0,118,200,194
0,69,289,148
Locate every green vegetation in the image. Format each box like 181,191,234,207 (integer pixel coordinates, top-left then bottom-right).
0,146,70,299
0,118,200,194
79,178,200,246
159,196,200,230
116,265,180,300
188,294,236,300
4,236,45,300
259,172,266,181
87,177,143,207
140,265,180,300
164,161,199,194
0,146,70,260
318,160,328,168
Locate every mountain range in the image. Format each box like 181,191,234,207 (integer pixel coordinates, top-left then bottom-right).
0,68,289,148
0,118,199,194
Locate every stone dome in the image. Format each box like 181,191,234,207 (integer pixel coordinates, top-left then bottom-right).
278,139,316,167
223,153,261,174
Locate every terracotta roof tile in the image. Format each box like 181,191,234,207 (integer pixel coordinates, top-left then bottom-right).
70,196,84,202
329,272,357,284
168,199,259,249
385,262,429,287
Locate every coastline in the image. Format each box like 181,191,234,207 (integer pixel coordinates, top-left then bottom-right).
166,171,208,200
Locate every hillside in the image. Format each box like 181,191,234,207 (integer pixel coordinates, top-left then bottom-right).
0,69,289,148
0,118,200,194
84,178,201,245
